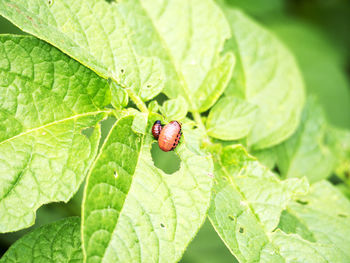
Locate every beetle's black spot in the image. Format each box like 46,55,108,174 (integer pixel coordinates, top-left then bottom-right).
239,227,244,233
173,143,176,146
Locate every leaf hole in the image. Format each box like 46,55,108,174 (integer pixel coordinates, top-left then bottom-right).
296,200,308,205
228,215,235,221
81,127,95,138
338,214,347,218
151,142,181,174
239,227,244,233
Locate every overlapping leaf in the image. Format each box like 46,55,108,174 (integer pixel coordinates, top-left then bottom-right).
275,181,350,262
82,114,213,262
220,7,305,149
275,98,337,183
206,96,257,140
0,217,82,263
0,35,109,232
208,144,308,262
268,20,350,128
209,143,350,262
0,0,235,110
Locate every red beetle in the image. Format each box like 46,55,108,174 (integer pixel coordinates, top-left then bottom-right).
152,120,163,139
158,121,182,152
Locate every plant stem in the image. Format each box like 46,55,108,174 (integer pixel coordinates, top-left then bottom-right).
193,111,206,131
192,111,213,147
126,88,148,113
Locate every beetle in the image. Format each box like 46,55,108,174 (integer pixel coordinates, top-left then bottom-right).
152,120,163,139
158,121,182,152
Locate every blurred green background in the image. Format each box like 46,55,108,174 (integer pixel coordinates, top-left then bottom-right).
1,0,350,261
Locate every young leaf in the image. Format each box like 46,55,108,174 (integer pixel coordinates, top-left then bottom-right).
160,96,188,121
141,0,235,112
0,0,234,110
208,144,308,262
0,217,82,263
329,127,350,178
206,96,257,140
110,82,128,109
0,35,109,233
275,98,337,183
221,7,305,149
275,181,350,262
82,114,213,262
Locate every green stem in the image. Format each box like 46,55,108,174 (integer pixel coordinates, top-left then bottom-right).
126,88,148,113
193,112,206,131
192,111,213,147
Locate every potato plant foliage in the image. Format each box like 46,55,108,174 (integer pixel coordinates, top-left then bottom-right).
0,0,349,262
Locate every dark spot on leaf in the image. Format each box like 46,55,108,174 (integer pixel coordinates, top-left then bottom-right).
228,215,234,221
273,165,281,175
120,69,125,74
296,200,308,205
113,171,118,178
160,223,165,228
147,84,152,88
151,142,180,174
338,214,347,218
239,227,244,233
48,0,54,6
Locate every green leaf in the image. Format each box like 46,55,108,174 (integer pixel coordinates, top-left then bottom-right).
148,100,159,113
0,0,166,101
82,114,213,262
329,127,350,178
0,217,82,263
0,0,234,110
268,19,350,128
160,96,188,122
216,0,285,17
221,8,305,149
0,35,109,233
208,144,308,262
132,111,148,135
250,148,277,170
274,97,337,183
141,0,235,112
110,82,128,109
206,96,257,140
275,181,350,262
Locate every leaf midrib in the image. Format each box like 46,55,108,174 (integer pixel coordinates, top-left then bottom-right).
0,110,109,146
